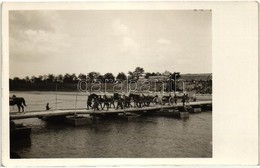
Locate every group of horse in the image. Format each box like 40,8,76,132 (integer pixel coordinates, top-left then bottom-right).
86,93,185,111
9,93,191,112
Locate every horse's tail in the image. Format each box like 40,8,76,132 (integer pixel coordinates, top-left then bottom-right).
22,98,27,106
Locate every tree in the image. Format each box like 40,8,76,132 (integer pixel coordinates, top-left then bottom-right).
162,70,172,76
63,73,77,83
46,74,55,83
170,72,181,80
145,72,158,78
71,73,78,83
133,67,144,79
13,77,20,81
25,76,30,83
128,71,134,80
156,72,161,76
145,72,152,78
97,75,104,83
116,72,127,81
128,67,145,81
56,74,64,83
104,73,115,83
32,75,43,84
78,73,87,80
87,72,100,81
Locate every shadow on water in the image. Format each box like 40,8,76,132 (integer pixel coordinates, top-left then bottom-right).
10,137,31,159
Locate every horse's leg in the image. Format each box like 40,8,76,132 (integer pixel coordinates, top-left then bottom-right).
87,101,92,110
17,105,20,112
87,102,90,110
21,105,24,112
106,103,109,111
100,103,103,110
112,101,115,108
139,100,142,108
102,103,105,110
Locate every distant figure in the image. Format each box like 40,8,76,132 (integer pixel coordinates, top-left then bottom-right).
46,103,51,111
93,97,100,111
116,97,124,110
193,97,197,102
103,95,110,111
182,94,186,107
174,94,178,104
185,94,189,103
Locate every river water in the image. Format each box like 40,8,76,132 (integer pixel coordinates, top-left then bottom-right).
10,91,212,158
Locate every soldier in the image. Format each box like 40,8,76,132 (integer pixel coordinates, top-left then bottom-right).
103,94,109,111
116,97,123,110
185,94,189,103
93,97,100,111
174,94,178,105
46,103,51,111
182,94,186,107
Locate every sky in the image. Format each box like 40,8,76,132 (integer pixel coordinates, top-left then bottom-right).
9,10,211,78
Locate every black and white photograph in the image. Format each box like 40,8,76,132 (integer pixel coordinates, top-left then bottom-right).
8,9,212,159
1,2,258,166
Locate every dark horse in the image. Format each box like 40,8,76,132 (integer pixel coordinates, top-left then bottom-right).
129,93,143,108
142,94,156,107
113,93,132,109
87,93,115,110
86,93,99,110
102,95,115,110
9,95,26,112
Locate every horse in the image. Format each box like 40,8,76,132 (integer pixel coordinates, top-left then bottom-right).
142,95,155,107
102,95,115,110
87,93,99,110
9,95,26,112
129,93,143,108
98,95,116,110
113,93,132,109
122,94,132,108
113,93,121,101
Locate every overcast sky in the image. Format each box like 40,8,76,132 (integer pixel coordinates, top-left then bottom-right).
9,10,211,78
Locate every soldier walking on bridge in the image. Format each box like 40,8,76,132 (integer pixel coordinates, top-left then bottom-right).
116,97,124,110
182,94,186,107
185,94,189,103
93,97,100,111
174,94,178,105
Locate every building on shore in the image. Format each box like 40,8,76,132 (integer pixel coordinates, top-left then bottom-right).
137,73,212,93
180,73,212,94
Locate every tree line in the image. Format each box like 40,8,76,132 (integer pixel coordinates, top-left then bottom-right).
10,67,180,84
10,67,181,91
